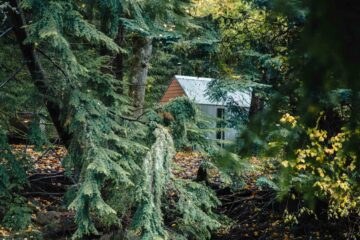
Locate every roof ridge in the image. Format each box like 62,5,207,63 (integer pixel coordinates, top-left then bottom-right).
175,75,213,81
172,75,251,107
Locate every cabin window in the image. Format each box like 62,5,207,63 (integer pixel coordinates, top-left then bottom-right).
216,108,225,143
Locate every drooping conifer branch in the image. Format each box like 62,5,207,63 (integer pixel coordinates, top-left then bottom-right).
131,125,175,239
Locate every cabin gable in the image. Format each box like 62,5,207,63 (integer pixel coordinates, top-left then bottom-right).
160,78,186,104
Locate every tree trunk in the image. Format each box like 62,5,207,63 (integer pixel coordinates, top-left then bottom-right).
196,163,209,184
248,90,264,120
8,0,71,147
249,70,267,120
129,36,153,117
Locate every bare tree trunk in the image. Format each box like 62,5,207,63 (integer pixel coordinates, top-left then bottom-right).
129,36,153,117
8,0,71,147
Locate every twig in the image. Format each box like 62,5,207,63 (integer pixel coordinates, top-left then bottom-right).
0,27,12,38
36,48,69,80
29,171,65,182
35,147,54,163
22,192,64,196
0,62,25,88
222,195,264,205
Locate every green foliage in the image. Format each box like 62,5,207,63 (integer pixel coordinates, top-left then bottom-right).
171,180,222,239
28,120,48,150
0,130,31,231
256,176,279,191
119,98,231,239
22,0,120,76
162,97,219,151
127,0,195,38
65,88,142,238
0,32,36,230
163,94,245,151
162,97,197,149
129,125,222,240
2,196,32,231
146,14,220,105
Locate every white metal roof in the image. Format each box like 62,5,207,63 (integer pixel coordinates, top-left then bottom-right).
174,75,251,107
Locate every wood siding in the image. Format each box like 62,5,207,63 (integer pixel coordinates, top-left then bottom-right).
160,79,186,104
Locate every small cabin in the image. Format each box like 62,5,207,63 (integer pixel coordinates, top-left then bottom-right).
160,75,251,142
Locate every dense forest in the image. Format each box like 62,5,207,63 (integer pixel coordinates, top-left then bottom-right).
0,0,359,239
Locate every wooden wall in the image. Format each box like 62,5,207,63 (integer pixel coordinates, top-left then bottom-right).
160,79,186,104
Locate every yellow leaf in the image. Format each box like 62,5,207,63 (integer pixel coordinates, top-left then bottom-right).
296,164,306,170
281,161,289,167
317,168,325,177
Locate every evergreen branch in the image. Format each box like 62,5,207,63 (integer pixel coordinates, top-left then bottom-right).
108,109,149,124
118,115,146,124
133,106,162,121
117,106,161,123
0,62,25,88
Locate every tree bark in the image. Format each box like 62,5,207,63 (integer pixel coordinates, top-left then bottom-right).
129,36,153,117
8,0,71,147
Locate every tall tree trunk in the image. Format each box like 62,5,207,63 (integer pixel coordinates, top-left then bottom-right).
8,0,71,147
129,36,153,117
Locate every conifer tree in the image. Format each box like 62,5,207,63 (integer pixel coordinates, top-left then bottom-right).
1,1,223,239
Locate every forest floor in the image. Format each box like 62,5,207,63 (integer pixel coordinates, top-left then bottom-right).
0,145,353,239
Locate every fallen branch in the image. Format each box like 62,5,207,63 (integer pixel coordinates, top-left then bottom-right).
22,191,64,196
29,171,65,182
